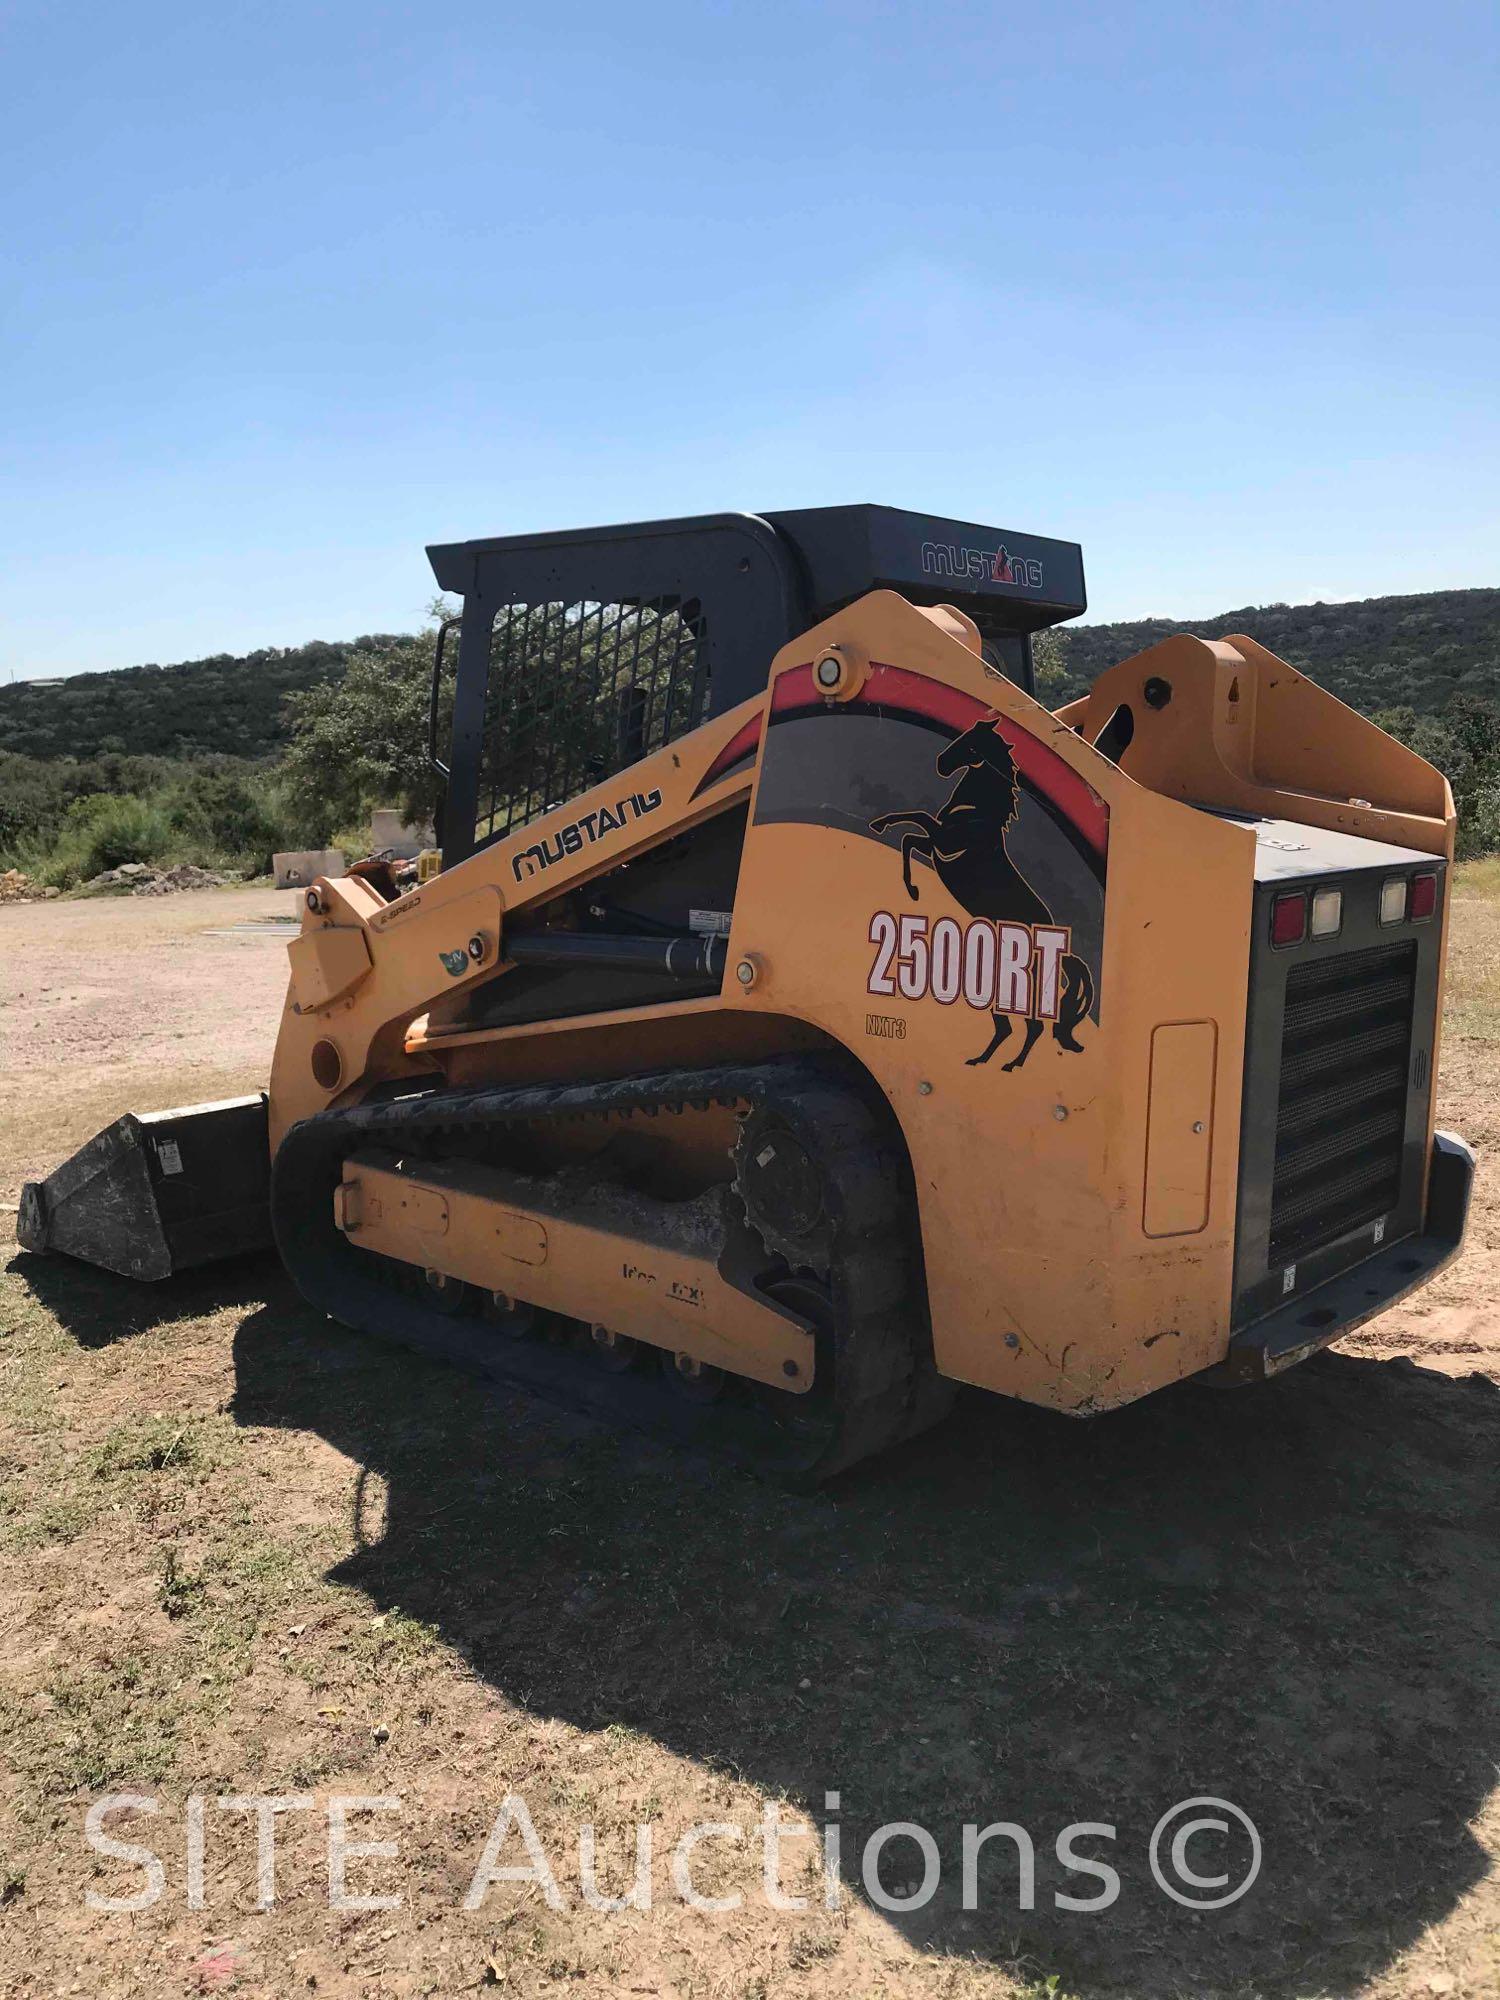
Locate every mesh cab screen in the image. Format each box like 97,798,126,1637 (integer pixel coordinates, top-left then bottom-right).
474,599,709,848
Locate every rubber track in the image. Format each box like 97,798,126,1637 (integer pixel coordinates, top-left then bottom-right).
271,1055,941,1484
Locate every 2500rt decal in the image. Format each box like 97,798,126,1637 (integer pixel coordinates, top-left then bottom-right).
866,716,1096,1072
869,910,1070,1014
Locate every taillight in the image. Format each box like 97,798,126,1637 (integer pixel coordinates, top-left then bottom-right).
1408,871,1438,922
1271,890,1307,948
1379,877,1408,926
1309,887,1342,938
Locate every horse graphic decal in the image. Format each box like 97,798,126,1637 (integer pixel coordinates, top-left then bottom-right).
870,715,1096,1070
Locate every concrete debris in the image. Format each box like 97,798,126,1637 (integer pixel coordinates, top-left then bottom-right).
273,848,345,891
132,863,229,896
368,808,434,859
87,862,229,895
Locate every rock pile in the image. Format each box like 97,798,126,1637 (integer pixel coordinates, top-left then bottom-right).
0,869,59,902
133,863,229,896
87,862,229,895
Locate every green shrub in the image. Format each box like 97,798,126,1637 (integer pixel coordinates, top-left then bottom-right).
1374,694,1500,861
0,753,304,885
164,770,283,873
39,794,172,886
1457,781,1500,861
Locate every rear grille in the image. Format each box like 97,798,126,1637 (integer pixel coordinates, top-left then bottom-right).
1269,940,1417,1265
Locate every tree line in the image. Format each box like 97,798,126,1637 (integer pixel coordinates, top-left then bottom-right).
2,585,1498,885
1044,586,1500,718
6,585,1497,766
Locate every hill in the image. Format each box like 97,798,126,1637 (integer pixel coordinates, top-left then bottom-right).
2,586,1497,765
1048,585,1500,713
0,635,410,762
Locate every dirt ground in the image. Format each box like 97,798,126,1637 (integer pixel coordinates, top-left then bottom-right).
0,886,292,1204
0,879,1496,2000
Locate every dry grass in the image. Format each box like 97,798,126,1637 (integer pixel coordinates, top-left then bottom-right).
1447,859,1500,1042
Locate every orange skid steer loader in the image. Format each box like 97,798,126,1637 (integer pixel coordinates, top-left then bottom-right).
19,506,1474,1481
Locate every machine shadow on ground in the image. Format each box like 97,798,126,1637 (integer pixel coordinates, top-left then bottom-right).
221,1281,1500,1998
17,1250,1500,1995
14,1249,275,1347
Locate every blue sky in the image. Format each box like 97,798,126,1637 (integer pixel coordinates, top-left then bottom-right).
2,0,1496,680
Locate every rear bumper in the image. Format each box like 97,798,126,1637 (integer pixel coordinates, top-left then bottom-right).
1206,1130,1475,1385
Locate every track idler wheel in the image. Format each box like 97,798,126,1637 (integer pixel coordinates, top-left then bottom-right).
731,1110,832,1275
